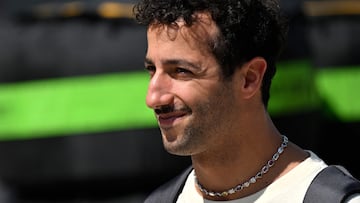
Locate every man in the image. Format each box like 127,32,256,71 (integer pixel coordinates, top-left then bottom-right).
133,0,360,202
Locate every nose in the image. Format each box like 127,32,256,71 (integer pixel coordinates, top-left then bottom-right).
146,72,174,109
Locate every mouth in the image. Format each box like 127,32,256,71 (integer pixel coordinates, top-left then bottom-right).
156,111,188,128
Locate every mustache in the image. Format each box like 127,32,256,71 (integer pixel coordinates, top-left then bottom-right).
154,105,190,114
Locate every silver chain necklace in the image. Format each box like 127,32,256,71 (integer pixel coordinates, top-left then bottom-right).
195,135,288,197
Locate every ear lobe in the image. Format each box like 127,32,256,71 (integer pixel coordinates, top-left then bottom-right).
241,57,267,99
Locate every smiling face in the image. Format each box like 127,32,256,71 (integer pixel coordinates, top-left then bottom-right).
144,14,241,156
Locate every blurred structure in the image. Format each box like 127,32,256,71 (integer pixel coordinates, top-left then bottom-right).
303,0,360,180
273,0,360,179
0,0,359,202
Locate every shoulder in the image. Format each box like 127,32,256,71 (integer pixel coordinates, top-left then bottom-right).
304,165,360,203
144,166,193,203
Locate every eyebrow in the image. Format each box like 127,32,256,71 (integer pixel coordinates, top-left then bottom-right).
144,58,154,65
144,58,201,70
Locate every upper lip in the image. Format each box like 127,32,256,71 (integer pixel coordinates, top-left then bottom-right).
156,111,187,120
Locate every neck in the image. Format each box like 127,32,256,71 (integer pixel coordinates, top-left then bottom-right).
190,117,308,200
195,135,289,198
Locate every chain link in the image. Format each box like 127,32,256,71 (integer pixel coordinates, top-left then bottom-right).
195,136,289,197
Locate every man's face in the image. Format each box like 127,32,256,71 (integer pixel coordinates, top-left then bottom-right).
144,14,240,156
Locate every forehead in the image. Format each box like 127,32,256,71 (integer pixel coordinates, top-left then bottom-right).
147,12,219,53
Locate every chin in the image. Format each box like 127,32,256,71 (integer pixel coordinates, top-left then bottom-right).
166,149,192,157
163,142,192,156
160,127,194,156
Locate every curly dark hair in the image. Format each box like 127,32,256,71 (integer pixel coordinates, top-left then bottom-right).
133,0,288,107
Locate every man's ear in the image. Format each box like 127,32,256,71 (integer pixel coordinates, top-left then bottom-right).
238,57,267,99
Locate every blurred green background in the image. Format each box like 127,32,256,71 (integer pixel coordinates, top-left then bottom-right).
0,0,359,202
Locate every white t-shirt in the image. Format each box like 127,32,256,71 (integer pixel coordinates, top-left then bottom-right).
177,151,360,203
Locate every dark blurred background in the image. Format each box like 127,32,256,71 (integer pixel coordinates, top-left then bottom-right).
0,0,359,202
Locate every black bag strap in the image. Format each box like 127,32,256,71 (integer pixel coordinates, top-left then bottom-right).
144,166,192,203
304,165,360,203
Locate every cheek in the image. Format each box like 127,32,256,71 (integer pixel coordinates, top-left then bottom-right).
174,88,197,108
172,78,227,110
209,84,236,112
174,84,209,107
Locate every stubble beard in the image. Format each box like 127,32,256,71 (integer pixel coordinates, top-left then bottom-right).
162,83,233,156
162,120,207,156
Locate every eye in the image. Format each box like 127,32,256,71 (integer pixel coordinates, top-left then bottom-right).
145,65,156,76
172,67,194,80
175,67,191,74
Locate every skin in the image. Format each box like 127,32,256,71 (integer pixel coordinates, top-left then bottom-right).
144,12,308,201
